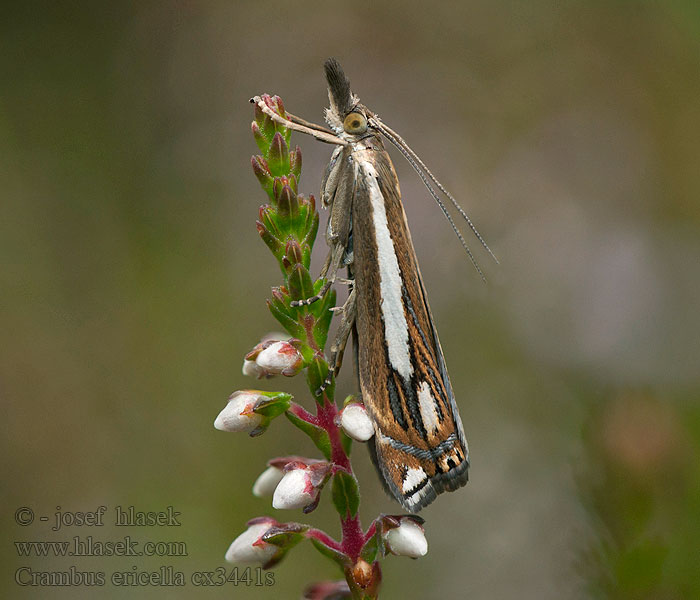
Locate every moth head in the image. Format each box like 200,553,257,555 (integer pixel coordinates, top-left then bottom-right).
323,58,364,135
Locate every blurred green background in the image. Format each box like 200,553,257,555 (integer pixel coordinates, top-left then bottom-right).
3,1,699,598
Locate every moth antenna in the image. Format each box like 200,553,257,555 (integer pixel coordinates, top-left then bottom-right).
376,122,487,282
375,119,499,266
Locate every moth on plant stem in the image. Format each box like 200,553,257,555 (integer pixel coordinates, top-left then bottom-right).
251,59,496,512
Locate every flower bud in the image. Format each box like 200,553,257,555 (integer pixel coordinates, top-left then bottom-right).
383,517,428,558
340,402,375,442
214,391,264,433
263,94,286,119
252,465,285,497
225,518,278,564
257,456,321,498
242,358,265,378
349,558,381,596
303,580,351,599
272,462,330,511
273,468,316,510
246,339,303,378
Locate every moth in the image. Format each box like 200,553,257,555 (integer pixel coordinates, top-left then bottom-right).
252,59,495,512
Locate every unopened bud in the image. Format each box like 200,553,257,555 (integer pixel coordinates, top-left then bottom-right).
214,391,265,433
303,580,351,599
225,518,278,564
272,462,329,511
242,359,265,378
252,465,285,497
340,402,375,442
383,517,428,558
273,468,316,510
246,340,303,378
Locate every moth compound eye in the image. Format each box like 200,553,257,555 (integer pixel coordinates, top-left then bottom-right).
343,112,367,134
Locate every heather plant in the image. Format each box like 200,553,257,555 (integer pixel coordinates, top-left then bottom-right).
214,95,428,599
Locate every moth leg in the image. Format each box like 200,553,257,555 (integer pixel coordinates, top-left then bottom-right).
317,245,333,279
329,286,356,375
291,242,346,307
250,96,348,147
317,287,356,393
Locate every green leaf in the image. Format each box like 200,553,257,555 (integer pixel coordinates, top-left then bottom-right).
267,132,290,177
341,429,353,456
251,155,274,197
251,121,269,154
283,240,304,267
248,418,271,437
331,471,360,518
285,410,332,460
253,393,292,419
309,537,350,570
274,180,298,218
360,528,382,563
261,109,277,144
262,524,308,549
312,286,336,347
267,297,305,340
287,264,315,303
306,356,334,402
300,197,319,250
256,222,283,258
260,204,281,237
290,145,302,179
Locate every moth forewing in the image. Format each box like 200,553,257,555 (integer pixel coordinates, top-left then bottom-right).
350,143,468,511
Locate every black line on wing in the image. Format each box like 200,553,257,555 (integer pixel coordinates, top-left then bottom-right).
379,432,459,460
401,286,431,350
401,355,428,442
386,349,409,431
424,363,447,423
402,475,430,498
402,286,447,422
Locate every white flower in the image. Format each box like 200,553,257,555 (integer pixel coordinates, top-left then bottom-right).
242,359,264,378
384,518,428,558
271,462,329,511
254,341,303,377
243,339,303,379
214,391,264,433
252,466,285,497
272,467,317,510
224,519,277,564
340,402,375,442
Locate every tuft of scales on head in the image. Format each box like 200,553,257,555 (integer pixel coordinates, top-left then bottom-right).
324,58,360,133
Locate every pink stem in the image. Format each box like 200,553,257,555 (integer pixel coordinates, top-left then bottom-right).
288,401,317,425
340,514,366,561
307,528,343,553
313,397,366,561
315,397,351,471
363,521,377,544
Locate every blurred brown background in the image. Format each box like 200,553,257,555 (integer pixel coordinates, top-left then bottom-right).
3,1,699,598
